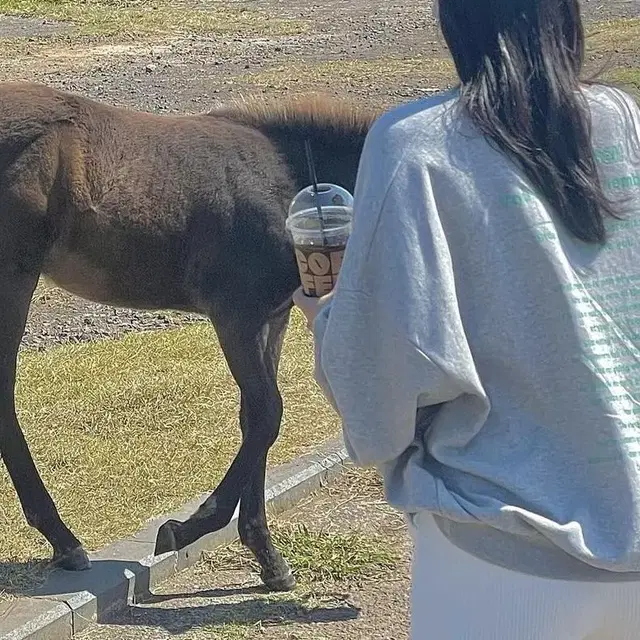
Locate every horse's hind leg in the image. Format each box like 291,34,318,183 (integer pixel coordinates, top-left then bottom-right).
154,307,294,590
237,307,294,591
0,268,90,570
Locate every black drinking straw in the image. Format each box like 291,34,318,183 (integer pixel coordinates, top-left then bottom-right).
304,139,327,246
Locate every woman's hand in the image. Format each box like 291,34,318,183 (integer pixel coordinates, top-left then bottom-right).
292,287,335,330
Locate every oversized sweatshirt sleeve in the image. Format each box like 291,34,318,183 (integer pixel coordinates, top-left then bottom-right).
313,125,481,467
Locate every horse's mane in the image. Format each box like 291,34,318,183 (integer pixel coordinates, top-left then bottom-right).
210,94,379,136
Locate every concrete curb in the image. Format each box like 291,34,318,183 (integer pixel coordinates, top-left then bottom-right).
0,438,349,639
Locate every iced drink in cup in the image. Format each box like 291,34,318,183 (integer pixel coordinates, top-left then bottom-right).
286,205,352,297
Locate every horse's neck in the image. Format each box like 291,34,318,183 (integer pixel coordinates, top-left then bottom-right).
264,123,367,193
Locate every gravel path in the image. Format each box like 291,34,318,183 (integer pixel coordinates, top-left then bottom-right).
23,285,207,351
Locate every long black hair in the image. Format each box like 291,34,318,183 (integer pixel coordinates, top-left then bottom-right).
438,0,619,243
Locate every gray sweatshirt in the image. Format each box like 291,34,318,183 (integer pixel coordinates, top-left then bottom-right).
313,84,640,580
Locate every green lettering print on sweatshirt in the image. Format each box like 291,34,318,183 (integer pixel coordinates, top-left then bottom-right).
564,273,640,466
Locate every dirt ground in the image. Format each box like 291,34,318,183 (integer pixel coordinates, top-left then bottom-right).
78,467,412,640
6,0,638,351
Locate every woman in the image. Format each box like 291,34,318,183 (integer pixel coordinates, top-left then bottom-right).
294,0,640,638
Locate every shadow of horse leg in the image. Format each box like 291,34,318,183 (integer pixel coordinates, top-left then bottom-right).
0,269,90,571
155,310,291,590
237,307,294,591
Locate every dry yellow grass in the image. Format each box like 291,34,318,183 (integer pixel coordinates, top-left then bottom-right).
236,56,456,94
0,0,307,38
0,310,338,568
584,18,640,98
586,18,640,56
230,18,640,98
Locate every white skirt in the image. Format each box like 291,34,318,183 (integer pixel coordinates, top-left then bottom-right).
409,511,640,640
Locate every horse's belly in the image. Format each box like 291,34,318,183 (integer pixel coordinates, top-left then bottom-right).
43,248,119,304
42,245,192,311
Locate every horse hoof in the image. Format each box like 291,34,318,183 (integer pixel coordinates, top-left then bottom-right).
262,568,296,592
52,546,91,571
155,520,180,555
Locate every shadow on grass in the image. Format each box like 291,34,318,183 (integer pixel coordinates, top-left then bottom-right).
0,558,52,599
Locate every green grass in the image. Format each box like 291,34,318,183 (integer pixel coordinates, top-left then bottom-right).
0,0,307,38
273,523,398,584
205,522,397,586
0,310,339,574
603,67,640,99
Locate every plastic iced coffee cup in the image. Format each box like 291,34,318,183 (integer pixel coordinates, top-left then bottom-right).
286,205,352,297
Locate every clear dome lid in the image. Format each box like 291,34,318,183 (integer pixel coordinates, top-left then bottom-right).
288,183,353,218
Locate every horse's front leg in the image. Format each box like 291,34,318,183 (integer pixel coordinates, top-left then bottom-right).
154,308,293,590
0,267,90,571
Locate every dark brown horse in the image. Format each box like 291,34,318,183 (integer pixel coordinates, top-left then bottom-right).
0,82,376,590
